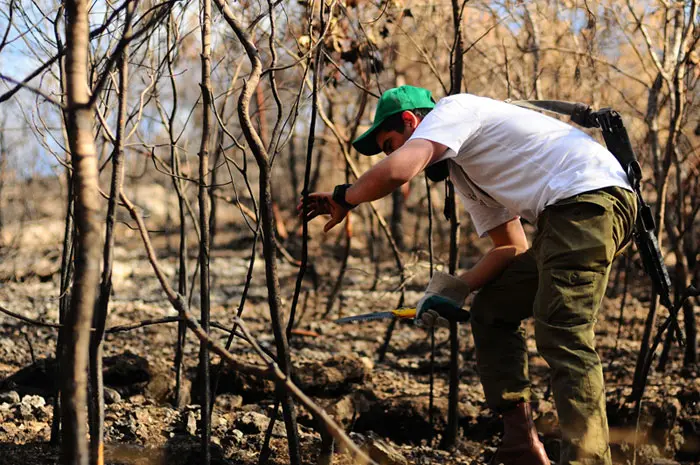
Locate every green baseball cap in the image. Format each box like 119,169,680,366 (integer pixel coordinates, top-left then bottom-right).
352,85,436,155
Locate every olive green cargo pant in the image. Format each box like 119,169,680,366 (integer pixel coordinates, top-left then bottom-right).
470,187,637,465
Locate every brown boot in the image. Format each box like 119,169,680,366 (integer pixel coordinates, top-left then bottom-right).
491,402,550,465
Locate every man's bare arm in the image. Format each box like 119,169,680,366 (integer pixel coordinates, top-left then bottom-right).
297,138,445,232
345,138,446,205
458,218,529,291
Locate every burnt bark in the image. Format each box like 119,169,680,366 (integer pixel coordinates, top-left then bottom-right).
88,4,133,463
390,189,405,251
60,0,102,462
165,11,190,409
441,0,464,448
198,0,214,460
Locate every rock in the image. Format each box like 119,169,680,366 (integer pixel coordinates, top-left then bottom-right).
106,405,178,445
17,395,46,420
366,437,408,465
192,364,275,404
103,352,151,397
236,411,268,434
326,395,355,427
0,391,20,404
355,396,448,443
134,408,152,424
293,354,370,397
1,358,57,397
186,410,198,436
21,395,45,408
104,387,122,405
17,403,32,419
235,411,285,437
169,406,200,437
214,394,243,411
349,431,366,443
0,421,18,436
130,394,147,405
144,364,178,405
300,395,355,429
0,402,12,416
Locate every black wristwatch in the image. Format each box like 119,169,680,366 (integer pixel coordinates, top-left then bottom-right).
332,184,357,210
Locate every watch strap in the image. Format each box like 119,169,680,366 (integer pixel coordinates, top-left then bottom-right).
332,184,357,210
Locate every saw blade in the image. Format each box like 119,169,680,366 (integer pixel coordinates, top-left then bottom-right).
334,311,396,324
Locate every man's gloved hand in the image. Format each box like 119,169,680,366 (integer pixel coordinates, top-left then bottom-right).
416,271,471,328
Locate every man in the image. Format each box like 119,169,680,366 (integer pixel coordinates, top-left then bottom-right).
299,85,636,465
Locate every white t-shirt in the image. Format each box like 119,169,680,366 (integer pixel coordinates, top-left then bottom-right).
408,94,631,236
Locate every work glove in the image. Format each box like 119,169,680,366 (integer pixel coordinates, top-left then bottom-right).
416,271,471,328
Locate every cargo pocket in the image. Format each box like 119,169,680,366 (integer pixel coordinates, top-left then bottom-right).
537,196,616,269
539,268,604,326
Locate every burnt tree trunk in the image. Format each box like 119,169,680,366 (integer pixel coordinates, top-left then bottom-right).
391,189,405,250
51,11,73,444
0,115,5,239
257,162,302,465
440,0,464,449
51,170,75,445
61,0,102,462
164,11,189,409
198,0,213,461
88,4,133,463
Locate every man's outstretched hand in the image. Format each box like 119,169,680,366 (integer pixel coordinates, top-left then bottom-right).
297,192,349,232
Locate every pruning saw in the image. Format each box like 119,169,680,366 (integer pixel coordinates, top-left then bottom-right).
335,307,418,324
335,307,470,324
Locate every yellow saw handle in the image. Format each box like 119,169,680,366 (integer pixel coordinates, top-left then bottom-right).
394,306,471,322
391,307,417,319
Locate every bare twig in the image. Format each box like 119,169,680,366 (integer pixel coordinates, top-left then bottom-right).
0,303,62,328
87,0,177,108
0,0,132,104
0,73,64,107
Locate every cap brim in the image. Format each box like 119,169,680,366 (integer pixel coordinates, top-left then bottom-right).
352,119,384,155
